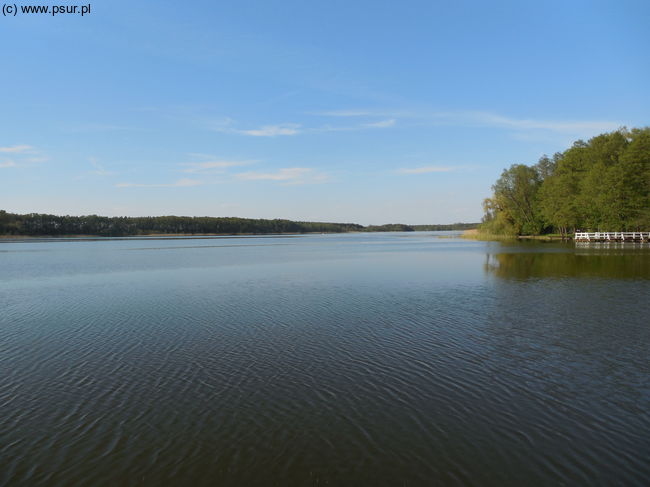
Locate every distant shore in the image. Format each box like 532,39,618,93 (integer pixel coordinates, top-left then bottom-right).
0,230,461,241
0,229,573,242
0,233,309,241
0,211,480,238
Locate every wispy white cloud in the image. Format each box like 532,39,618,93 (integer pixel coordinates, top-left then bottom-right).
311,119,397,133
210,116,399,137
363,119,396,128
0,145,47,168
235,167,329,185
187,152,220,159
62,123,141,133
315,109,412,118
397,166,455,174
207,109,618,142
458,111,621,134
116,178,203,188
238,124,302,137
25,156,48,163
210,118,302,137
236,167,309,181
0,145,32,153
318,108,622,136
316,110,379,117
205,117,236,132
179,153,256,173
181,160,254,173
89,157,114,176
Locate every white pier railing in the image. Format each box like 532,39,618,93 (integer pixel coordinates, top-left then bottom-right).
574,232,650,242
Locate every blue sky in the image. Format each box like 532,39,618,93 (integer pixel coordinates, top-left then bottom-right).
1,0,648,224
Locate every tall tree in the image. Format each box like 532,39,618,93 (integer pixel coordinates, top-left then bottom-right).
490,164,543,235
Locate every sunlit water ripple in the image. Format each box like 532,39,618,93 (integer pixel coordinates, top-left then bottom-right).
1,233,649,486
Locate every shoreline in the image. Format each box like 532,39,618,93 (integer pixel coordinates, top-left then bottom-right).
0,229,475,241
0,233,311,242
460,229,569,241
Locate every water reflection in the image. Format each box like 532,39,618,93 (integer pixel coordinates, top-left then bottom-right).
482,247,650,485
485,244,650,279
2,234,649,486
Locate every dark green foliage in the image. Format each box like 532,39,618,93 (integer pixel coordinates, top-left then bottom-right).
412,223,479,231
362,223,480,232
0,212,478,237
364,224,415,232
481,127,650,235
0,213,364,236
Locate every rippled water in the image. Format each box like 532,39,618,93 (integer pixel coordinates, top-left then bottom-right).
1,233,649,486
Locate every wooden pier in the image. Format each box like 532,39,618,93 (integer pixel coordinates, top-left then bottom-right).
574,232,650,242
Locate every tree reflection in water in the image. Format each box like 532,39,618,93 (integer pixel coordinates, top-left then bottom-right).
485,244,650,280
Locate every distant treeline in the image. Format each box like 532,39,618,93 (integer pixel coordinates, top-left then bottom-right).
365,223,478,232
412,223,478,231
0,211,477,237
481,127,650,236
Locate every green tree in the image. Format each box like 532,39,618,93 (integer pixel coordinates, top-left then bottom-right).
481,127,650,236
487,164,543,235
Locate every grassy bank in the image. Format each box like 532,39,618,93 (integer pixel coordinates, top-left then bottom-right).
460,229,515,241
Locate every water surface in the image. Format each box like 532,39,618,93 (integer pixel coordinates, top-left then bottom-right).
1,233,649,486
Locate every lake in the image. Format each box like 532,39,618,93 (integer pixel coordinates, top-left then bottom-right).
1,232,649,486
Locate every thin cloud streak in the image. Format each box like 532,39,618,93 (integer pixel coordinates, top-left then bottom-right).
235,167,329,185
212,122,302,137
311,119,396,133
0,145,32,153
0,145,48,167
397,166,455,174
363,119,395,128
62,123,142,133
116,178,203,188
239,124,301,136
181,160,254,173
319,109,622,135
206,109,616,142
461,112,621,134
317,110,378,117
210,117,398,136
315,109,409,118
89,157,114,176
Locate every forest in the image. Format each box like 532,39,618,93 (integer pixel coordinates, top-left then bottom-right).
480,127,650,236
0,211,477,237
